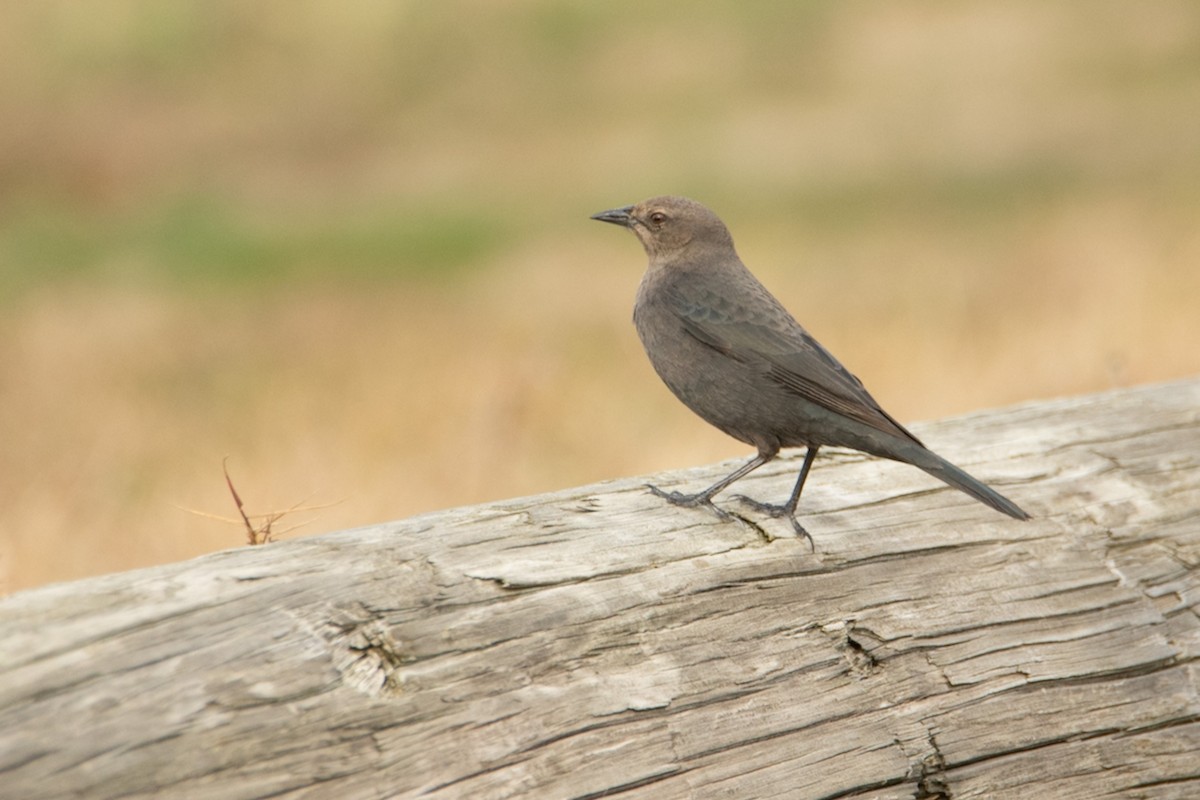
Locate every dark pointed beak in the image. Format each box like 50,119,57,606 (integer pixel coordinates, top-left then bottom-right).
590,205,635,228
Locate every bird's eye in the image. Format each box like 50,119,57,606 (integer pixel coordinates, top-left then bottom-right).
649,211,667,225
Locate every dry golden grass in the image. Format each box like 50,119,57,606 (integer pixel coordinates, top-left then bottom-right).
2,2,1199,592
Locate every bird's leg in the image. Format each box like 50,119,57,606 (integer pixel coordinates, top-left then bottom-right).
734,446,819,550
647,451,775,521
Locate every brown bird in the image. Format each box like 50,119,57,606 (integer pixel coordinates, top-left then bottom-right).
591,195,1029,545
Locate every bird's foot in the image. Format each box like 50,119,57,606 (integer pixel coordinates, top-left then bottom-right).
731,495,815,552
645,484,734,522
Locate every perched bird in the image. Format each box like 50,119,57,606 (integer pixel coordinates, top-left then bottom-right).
591,195,1029,544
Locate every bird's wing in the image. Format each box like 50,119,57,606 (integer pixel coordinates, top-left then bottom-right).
665,283,923,445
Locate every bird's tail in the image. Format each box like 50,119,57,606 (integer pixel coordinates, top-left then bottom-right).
904,447,1031,521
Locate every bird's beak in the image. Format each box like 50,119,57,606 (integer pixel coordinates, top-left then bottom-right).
590,205,636,228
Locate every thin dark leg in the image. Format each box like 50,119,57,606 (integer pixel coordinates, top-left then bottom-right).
734,446,820,550
783,446,819,516
647,451,775,521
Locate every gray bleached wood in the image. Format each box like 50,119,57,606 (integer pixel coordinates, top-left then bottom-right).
1,379,1198,799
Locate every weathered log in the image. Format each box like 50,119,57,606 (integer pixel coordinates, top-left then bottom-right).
1,379,1198,799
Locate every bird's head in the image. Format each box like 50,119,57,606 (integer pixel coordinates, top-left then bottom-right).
591,195,734,261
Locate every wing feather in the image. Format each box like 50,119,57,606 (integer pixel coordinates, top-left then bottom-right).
666,283,922,445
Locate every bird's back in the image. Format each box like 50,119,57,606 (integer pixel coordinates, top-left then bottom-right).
635,248,923,457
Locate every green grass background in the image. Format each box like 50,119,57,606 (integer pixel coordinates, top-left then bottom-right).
3,1,1199,591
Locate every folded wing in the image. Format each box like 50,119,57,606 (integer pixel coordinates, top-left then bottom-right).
666,284,923,446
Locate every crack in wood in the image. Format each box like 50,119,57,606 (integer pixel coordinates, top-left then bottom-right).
1125,773,1200,792
808,775,912,800
811,619,890,682
912,728,951,800
568,767,687,800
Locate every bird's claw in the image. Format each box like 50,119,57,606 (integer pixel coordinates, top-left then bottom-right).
730,494,788,517
645,484,734,522
732,495,815,552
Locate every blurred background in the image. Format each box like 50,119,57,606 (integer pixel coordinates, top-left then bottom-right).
2,1,1198,593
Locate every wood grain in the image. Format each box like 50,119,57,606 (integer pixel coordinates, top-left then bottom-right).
1,379,1198,799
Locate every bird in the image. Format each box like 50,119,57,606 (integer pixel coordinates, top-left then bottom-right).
591,195,1030,546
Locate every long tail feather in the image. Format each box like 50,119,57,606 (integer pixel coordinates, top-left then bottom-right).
913,451,1030,520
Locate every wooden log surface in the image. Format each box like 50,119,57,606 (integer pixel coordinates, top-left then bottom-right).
1,379,1198,799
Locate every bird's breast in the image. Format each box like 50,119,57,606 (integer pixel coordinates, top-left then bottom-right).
633,287,770,447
